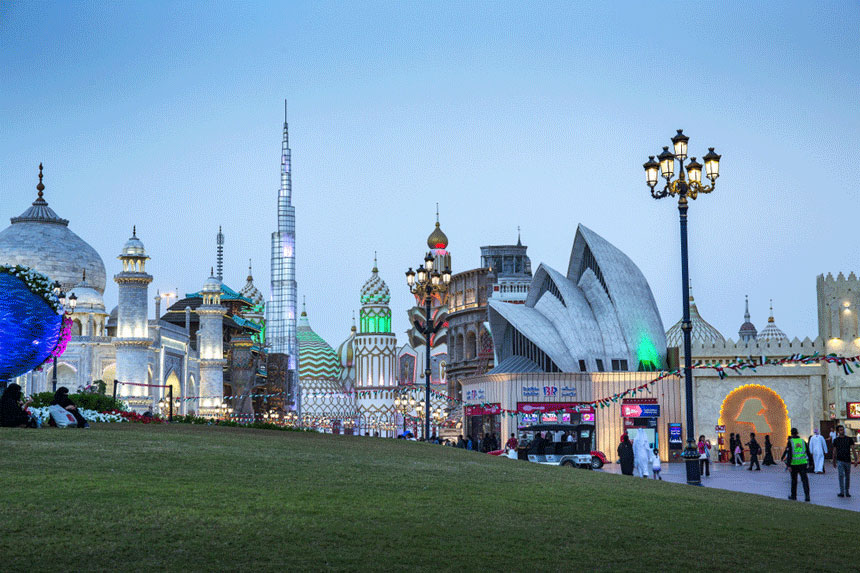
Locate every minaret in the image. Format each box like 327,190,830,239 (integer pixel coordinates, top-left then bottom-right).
114,227,153,397
198,269,226,415
268,100,298,407
216,226,224,281
738,295,758,342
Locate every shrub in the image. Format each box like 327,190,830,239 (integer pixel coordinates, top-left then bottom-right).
29,391,127,412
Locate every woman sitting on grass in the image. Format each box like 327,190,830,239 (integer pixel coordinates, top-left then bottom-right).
51,387,89,428
0,383,38,428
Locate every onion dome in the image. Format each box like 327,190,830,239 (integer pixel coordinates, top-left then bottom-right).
360,257,390,304
0,164,107,294
121,226,148,258
738,295,757,342
239,260,264,306
297,300,341,380
427,221,449,250
757,300,788,344
666,287,726,346
336,314,357,378
67,270,105,312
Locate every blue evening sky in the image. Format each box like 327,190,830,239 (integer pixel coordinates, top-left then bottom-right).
1,1,859,348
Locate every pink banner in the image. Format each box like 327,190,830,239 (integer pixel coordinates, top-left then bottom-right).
516,402,594,414
465,403,501,416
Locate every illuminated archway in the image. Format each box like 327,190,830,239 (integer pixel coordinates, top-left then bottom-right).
719,384,791,450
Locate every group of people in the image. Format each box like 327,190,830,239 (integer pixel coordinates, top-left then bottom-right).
617,429,661,479
451,432,501,451
0,384,88,428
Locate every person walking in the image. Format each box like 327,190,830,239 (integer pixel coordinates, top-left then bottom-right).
747,433,762,471
833,425,854,498
786,427,811,502
697,435,711,477
734,441,744,466
762,435,776,466
618,433,634,476
729,433,736,463
652,448,662,480
809,429,828,474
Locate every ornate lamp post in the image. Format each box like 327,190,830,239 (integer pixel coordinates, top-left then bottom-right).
644,130,720,486
405,256,451,440
51,282,76,392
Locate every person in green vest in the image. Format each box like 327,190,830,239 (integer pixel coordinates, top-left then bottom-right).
786,427,811,502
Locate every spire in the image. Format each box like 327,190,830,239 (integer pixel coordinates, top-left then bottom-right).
132,225,136,238
247,259,253,281
216,226,224,281
373,251,378,273
37,163,44,199
744,295,751,322
351,311,357,332
769,299,775,323
210,266,214,278
517,225,522,247
688,278,694,303
301,295,307,317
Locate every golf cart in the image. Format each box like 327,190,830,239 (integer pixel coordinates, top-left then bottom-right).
519,423,606,469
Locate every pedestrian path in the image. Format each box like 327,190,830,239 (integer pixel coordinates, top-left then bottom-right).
601,460,858,511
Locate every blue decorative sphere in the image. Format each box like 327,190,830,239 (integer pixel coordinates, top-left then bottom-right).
0,273,62,380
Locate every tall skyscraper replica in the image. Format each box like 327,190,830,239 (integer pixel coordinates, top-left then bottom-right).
268,102,298,406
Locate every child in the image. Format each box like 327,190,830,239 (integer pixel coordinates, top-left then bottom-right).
652,448,662,480
734,442,743,466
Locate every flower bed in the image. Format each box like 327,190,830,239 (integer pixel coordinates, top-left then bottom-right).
29,407,126,424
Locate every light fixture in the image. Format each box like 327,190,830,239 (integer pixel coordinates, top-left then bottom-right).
405,268,415,286
424,252,434,272
671,129,689,160
643,156,659,188
658,146,675,180
68,292,77,311
416,265,426,284
702,147,721,181
686,157,702,184
442,267,452,285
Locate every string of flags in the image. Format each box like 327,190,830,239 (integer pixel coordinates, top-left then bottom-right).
114,353,859,410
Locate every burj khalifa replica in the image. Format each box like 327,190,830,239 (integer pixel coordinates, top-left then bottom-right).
269,102,298,405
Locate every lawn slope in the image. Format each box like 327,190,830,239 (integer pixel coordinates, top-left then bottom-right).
1,425,856,572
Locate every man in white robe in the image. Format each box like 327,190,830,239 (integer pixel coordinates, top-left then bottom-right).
809,429,828,473
633,428,652,478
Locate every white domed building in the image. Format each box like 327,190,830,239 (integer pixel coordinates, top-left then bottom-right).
1,165,260,417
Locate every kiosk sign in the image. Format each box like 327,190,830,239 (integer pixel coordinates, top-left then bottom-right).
847,402,860,419
668,423,682,449
621,404,660,418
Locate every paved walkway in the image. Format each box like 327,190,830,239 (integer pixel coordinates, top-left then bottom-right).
600,460,858,511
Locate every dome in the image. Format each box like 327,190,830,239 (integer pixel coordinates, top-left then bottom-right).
0,165,107,294
297,303,341,381
240,261,264,306
336,317,357,372
666,293,726,347
427,221,448,250
202,270,221,293
757,301,788,344
68,271,105,312
738,295,757,341
360,262,390,305
121,227,147,258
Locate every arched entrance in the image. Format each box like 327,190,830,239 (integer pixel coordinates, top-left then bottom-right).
719,384,791,454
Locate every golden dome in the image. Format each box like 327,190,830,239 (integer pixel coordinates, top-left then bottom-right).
427,221,448,249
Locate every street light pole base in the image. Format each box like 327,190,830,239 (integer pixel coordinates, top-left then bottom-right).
683,444,702,486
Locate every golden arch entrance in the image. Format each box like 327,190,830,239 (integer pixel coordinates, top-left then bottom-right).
719,384,790,450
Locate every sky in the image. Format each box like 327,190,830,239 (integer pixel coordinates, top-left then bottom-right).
2,1,860,349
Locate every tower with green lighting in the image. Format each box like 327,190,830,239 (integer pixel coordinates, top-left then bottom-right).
355,255,397,393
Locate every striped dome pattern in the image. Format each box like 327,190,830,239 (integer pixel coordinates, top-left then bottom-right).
297,308,341,380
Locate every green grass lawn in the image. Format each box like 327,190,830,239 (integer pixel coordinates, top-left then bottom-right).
1,424,857,572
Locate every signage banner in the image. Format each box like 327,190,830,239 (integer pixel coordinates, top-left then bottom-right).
715,425,726,432
464,403,501,417
517,402,595,414
847,402,860,419
621,403,660,418
668,423,683,449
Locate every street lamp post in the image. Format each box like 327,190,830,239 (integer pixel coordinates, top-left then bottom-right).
644,130,721,486
51,283,76,392
405,255,451,441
